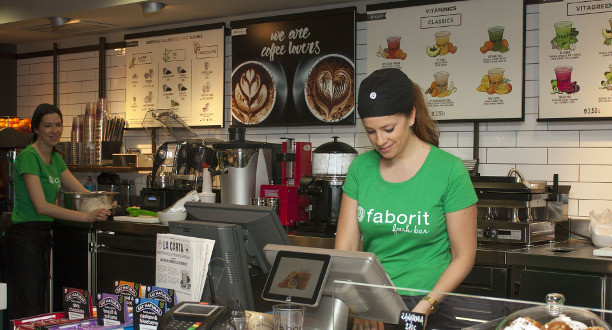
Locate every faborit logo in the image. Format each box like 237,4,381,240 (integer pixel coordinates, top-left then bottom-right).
357,206,365,222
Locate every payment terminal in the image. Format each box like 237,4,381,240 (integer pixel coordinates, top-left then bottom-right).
158,302,229,329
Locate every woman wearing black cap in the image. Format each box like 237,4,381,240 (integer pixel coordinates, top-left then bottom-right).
3,103,111,319
335,69,477,329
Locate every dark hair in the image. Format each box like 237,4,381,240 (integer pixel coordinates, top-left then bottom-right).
31,103,63,152
405,82,440,147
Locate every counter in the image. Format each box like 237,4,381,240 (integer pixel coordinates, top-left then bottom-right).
52,219,612,313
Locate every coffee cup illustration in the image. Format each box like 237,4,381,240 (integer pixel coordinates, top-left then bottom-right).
304,54,355,122
231,61,276,125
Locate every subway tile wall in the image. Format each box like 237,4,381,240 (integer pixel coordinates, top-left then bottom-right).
15,4,612,217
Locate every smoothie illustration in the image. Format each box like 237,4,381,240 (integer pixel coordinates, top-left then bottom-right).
602,19,612,45
425,71,457,98
376,36,407,59
435,31,451,55
554,66,572,92
488,26,505,51
476,68,512,94
600,64,612,90
426,31,457,57
551,66,579,94
551,21,578,50
480,26,509,53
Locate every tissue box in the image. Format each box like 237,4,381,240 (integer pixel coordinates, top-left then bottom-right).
112,154,153,167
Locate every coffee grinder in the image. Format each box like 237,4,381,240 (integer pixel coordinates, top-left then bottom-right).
260,138,312,227
298,136,357,237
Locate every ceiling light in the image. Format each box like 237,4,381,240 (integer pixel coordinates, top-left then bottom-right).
141,1,166,14
49,16,71,27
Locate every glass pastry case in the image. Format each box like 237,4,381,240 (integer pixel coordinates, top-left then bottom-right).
331,280,612,330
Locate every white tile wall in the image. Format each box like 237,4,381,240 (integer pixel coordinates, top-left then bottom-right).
15,4,612,217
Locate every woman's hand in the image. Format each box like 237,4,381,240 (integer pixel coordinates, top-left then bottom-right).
87,208,111,222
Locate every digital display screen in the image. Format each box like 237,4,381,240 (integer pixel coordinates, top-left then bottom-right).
175,303,218,316
262,251,330,306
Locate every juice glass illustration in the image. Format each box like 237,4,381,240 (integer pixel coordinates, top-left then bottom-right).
387,36,401,56
434,71,450,93
435,31,451,55
609,18,612,30
488,26,505,51
488,68,505,88
554,66,573,92
554,21,573,49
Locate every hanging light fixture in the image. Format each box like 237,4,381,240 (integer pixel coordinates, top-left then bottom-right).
49,16,71,27
141,1,166,14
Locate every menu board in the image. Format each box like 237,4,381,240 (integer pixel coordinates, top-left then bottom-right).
366,0,525,122
539,0,612,120
230,8,356,127
124,24,225,128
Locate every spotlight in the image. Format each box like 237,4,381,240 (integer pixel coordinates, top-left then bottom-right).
49,16,71,27
141,1,166,14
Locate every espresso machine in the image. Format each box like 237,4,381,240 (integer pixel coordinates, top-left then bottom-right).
298,136,357,237
472,168,571,246
260,138,312,227
140,110,220,211
211,127,281,205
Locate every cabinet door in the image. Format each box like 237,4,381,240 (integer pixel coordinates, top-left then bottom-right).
511,267,604,309
52,225,90,311
95,249,156,296
456,265,509,322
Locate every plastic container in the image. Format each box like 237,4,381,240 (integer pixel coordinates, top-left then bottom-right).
84,176,96,192
199,163,216,203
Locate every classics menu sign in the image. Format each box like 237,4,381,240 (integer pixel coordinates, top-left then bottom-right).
230,8,356,127
539,0,612,120
366,0,525,122
124,24,225,128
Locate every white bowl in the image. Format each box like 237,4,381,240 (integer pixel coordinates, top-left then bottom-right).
157,211,187,225
591,232,612,248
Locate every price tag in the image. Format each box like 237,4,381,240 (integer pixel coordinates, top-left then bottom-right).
397,311,425,330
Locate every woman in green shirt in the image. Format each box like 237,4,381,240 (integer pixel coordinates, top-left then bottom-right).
335,69,477,329
3,103,111,320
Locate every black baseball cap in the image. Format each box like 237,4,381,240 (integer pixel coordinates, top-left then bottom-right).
357,68,414,118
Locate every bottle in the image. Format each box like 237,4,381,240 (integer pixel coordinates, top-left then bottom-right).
199,163,216,203
84,176,96,192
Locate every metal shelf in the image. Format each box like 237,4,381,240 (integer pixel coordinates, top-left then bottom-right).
67,165,152,172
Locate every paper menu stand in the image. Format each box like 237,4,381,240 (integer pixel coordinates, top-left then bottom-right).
96,293,130,326
155,233,215,302
134,297,167,330
63,287,94,319
142,285,178,308
113,280,141,307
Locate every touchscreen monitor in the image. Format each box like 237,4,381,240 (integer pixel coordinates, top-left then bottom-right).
262,251,331,306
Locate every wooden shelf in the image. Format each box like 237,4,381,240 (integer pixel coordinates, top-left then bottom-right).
68,165,153,173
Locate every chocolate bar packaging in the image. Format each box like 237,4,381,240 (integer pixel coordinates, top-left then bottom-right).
113,280,141,307
96,293,130,326
133,298,166,330
142,285,177,308
62,287,94,319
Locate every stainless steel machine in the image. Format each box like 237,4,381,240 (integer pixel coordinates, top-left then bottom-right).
140,110,221,211
472,168,571,246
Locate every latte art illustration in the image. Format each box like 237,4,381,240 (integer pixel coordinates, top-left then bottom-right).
231,62,276,124
305,55,355,122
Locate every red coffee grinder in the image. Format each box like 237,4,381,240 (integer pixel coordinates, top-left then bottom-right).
260,138,312,228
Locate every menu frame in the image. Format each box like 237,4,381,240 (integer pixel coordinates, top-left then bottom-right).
538,0,612,121
366,0,527,123
230,7,357,127
124,23,226,128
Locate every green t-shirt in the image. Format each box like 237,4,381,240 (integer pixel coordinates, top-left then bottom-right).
12,145,67,224
342,145,477,294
